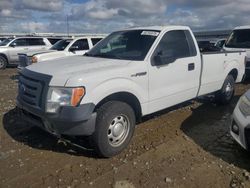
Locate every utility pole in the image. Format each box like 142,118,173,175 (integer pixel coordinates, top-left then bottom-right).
66,15,69,37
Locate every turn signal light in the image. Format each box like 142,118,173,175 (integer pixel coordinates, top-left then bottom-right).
71,87,85,106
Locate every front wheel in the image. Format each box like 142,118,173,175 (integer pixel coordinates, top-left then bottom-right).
0,56,7,70
92,101,136,158
215,75,235,105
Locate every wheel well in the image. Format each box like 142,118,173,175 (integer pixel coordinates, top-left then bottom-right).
228,69,238,81
0,53,8,64
95,92,142,122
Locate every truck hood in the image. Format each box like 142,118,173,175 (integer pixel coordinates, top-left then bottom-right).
24,49,56,56
26,56,131,86
36,50,68,62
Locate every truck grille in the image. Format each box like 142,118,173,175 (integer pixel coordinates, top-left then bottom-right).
19,54,31,68
18,69,52,110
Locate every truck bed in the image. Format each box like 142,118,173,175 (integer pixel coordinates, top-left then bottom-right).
198,50,246,96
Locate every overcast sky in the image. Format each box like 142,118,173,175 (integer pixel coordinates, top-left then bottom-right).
0,0,250,34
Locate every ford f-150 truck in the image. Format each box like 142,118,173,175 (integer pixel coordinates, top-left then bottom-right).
17,26,246,157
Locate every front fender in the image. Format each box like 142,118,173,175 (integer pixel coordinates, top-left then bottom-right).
81,78,148,113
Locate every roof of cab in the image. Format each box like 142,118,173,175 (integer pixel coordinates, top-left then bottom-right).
234,25,250,30
120,25,190,32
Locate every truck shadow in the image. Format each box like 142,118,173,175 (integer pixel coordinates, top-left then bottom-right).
3,108,97,158
181,95,250,171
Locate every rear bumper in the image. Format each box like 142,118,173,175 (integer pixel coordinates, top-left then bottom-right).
17,99,97,136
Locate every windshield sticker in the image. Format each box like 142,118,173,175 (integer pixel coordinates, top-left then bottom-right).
141,31,159,36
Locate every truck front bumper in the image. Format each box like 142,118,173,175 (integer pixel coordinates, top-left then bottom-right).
17,100,96,136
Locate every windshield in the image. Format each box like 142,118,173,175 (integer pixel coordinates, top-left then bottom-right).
0,38,14,46
225,29,250,48
85,30,160,60
50,39,72,51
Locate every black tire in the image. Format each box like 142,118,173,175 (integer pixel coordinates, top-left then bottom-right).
92,101,136,158
215,75,235,105
0,55,7,70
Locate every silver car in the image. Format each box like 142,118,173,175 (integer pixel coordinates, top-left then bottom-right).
231,90,250,150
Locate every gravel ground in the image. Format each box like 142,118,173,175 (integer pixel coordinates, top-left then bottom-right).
0,68,250,188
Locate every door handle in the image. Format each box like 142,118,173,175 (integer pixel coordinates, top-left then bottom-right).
24,48,29,50
188,63,195,71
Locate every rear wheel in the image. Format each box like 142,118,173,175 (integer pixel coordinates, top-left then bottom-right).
0,56,7,70
92,101,136,158
215,75,235,105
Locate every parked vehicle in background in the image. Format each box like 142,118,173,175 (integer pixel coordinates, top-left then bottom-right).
18,36,104,70
215,39,226,49
224,26,250,75
17,26,246,157
231,90,250,150
46,37,63,45
0,37,61,69
0,37,7,43
197,40,221,52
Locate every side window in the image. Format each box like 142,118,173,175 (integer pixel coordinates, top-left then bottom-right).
91,38,103,46
100,35,127,53
184,31,197,56
152,30,196,65
11,39,27,46
27,38,46,46
71,39,89,50
48,38,62,45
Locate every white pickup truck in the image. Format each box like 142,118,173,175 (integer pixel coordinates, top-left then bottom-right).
17,26,246,157
224,26,250,75
18,36,104,69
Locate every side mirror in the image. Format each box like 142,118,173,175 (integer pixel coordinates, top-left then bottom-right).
69,46,79,52
10,42,17,48
154,52,176,66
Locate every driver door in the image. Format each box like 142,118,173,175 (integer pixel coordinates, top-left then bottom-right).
147,30,200,114
69,39,90,55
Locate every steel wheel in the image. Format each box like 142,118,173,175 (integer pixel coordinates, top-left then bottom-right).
107,115,130,147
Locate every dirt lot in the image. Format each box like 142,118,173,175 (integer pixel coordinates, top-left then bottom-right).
0,68,250,188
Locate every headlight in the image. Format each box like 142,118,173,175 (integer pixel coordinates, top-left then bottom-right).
239,95,250,117
31,56,38,63
46,87,85,113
